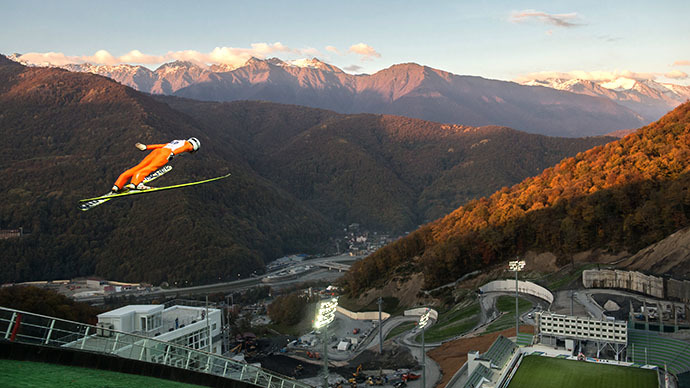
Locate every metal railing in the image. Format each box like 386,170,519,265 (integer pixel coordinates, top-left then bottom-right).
0,306,311,388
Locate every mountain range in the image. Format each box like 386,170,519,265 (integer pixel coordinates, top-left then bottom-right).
8,54,653,138
0,55,614,285
522,77,690,123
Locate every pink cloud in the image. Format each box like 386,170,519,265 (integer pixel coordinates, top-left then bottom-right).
673,60,690,66
665,70,688,80
16,43,304,67
348,43,381,61
325,45,342,55
510,10,583,28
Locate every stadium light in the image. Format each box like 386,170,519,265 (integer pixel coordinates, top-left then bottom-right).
418,308,431,388
314,297,338,388
509,260,526,339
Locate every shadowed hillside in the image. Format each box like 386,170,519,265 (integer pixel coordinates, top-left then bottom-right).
0,58,616,285
159,97,614,230
0,60,330,285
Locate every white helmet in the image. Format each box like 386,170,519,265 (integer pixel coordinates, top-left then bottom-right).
188,137,200,152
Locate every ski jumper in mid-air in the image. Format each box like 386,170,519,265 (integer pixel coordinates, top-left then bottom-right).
111,137,200,193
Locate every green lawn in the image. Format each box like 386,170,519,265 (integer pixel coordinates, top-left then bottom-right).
0,359,207,388
486,296,532,333
508,355,658,388
386,321,416,340
413,301,481,343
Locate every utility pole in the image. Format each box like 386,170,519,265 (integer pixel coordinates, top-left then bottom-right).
314,297,338,388
418,309,431,388
206,295,211,353
509,260,526,338
378,297,383,354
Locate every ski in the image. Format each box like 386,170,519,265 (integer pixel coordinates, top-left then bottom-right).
78,166,174,211
79,172,231,205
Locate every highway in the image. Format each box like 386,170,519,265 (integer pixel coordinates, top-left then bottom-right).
76,254,362,305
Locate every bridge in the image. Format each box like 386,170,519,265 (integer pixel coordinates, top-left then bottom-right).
0,306,310,388
314,261,351,272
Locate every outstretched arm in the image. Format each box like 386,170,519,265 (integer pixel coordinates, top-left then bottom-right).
136,143,166,150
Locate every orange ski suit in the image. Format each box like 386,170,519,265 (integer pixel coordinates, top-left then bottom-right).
114,140,195,189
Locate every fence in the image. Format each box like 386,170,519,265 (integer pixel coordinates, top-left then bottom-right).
0,306,311,388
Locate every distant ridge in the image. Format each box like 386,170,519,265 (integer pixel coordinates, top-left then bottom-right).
10,54,648,138
522,77,690,123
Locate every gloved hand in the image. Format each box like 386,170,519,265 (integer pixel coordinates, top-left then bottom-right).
135,142,147,151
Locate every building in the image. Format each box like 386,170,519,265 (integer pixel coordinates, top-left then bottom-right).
536,311,627,359
97,304,222,354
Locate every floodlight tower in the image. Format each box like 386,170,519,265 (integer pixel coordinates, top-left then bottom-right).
509,259,526,338
314,296,338,388
418,308,431,388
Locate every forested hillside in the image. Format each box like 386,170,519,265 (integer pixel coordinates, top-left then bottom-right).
0,59,330,285
343,102,690,295
160,97,614,228
0,57,616,285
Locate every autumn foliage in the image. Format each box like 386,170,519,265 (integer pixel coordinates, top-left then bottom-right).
344,102,690,294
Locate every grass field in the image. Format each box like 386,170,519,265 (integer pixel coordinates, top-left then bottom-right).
485,296,532,333
386,321,416,340
507,355,658,388
0,359,206,388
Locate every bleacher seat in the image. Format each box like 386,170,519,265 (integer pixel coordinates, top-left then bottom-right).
481,335,518,369
628,329,690,375
463,363,493,388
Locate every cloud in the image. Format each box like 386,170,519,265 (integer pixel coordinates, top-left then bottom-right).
348,43,381,61
119,50,165,64
673,60,690,66
300,47,321,57
16,42,303,68
510,9,583,28
516,70,658,83
325,45,342,55
665,70,688,80
344,64,363,73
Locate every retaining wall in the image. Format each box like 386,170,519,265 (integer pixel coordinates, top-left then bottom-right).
582,269,664,299
336,306,390,321
479,280,554,304
403,308,439,321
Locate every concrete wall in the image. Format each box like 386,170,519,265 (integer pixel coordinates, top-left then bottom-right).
582,270,664,299
336,306,390,321
403,308,439,321
667,278,690,302
479,280,554,304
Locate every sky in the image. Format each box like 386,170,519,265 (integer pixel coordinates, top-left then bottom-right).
2,0,689,85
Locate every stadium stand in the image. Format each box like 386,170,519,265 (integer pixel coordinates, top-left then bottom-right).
463,363,493,388
628,329,690,375
516,333,533,347
481,335,518,369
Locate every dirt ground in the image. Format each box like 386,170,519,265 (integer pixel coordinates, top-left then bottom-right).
427,325,534,388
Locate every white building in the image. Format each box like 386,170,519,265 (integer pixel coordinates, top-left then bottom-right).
97,304,222,354
536,311,627,359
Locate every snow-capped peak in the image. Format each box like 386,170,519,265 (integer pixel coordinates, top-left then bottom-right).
209,63,240,72
155,60,207,73
600,77,637,91
289,58,326,69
